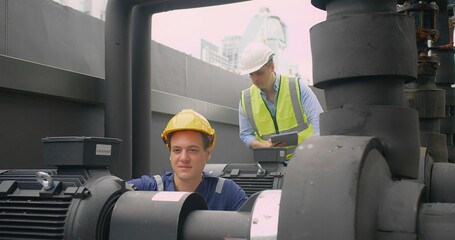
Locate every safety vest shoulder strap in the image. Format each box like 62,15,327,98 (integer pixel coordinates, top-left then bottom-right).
241,88,259,133
153,175,164,191
215,177,225,194
287,77,306,129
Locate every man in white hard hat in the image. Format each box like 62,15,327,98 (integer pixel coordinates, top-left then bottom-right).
238,42,323,159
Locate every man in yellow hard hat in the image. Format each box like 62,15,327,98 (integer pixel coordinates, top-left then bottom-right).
128,109,248,211
239,42,323,159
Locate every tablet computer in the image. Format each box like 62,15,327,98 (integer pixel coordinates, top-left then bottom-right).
270,131,298,146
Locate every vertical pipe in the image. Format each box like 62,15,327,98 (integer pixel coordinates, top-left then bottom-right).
312,0,420,178
131,6,152,177
401,0,448,163
105,0,133,180
434,0,455,162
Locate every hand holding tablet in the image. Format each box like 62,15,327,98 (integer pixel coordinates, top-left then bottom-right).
270,131,298,146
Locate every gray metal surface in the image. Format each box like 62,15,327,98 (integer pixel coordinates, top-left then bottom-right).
433,0,455,163
0,55,104,103
0,0,5,54
311,0,420,179
377,181,424,233
109,191,207,240
431,162,455,202
182,211,250,240
311,13,417,86
6,0,105,77
132,6,153,184
277,136,390,239
320,105,421,178
419,203,455,239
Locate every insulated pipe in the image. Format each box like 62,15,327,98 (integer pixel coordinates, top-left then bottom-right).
182,211,250,240
419,203,455,239
399,0,448,163
182,190,281,240
311,0,420,178
430,162,455,202
105,0,133,180
278,136,394,239
433,0,455,162
109,191,207,240
131,6,152,177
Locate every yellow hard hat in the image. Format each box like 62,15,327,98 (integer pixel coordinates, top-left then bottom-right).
161,109,216,150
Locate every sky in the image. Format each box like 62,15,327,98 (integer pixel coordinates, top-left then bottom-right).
151,0,326,83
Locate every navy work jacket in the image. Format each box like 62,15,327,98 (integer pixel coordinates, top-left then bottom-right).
128,172,248,211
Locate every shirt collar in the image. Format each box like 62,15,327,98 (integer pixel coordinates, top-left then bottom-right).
168,172,213,192
274,73,280,91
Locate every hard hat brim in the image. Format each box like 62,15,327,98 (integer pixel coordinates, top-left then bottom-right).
240,65,263,75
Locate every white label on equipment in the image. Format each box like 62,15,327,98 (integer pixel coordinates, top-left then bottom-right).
280,150,285,157
96,144,112,156
152,192,185,202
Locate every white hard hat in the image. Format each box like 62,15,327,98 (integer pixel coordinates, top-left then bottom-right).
240,42,274,75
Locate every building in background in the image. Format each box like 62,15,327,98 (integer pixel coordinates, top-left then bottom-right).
200,7,296,77
52,0,107,20
222,35,242,73
237,7,290,75
200,39,230,70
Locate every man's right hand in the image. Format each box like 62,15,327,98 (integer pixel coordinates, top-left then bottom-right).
251,139,285,148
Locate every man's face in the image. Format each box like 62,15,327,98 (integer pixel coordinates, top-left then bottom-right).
169,130,211,183
249,62,274,90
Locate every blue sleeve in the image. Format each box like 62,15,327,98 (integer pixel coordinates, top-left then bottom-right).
299,78,323,136
127,175,158,191
224,179,248,211
239,101,257,148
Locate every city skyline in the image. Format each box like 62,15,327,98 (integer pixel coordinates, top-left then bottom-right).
152,1,326,84
200,7,298,77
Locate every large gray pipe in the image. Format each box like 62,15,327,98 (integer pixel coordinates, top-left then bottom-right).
311,0,420,178
105,0,133,180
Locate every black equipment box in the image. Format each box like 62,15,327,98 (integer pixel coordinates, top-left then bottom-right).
42,136,121,167
253,147,287,162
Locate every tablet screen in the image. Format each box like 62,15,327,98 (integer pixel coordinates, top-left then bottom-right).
270,131,298,146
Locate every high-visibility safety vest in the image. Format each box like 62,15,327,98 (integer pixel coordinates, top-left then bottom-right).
241,76,314,158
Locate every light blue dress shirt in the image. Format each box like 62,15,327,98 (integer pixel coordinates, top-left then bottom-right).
239,74,323,147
